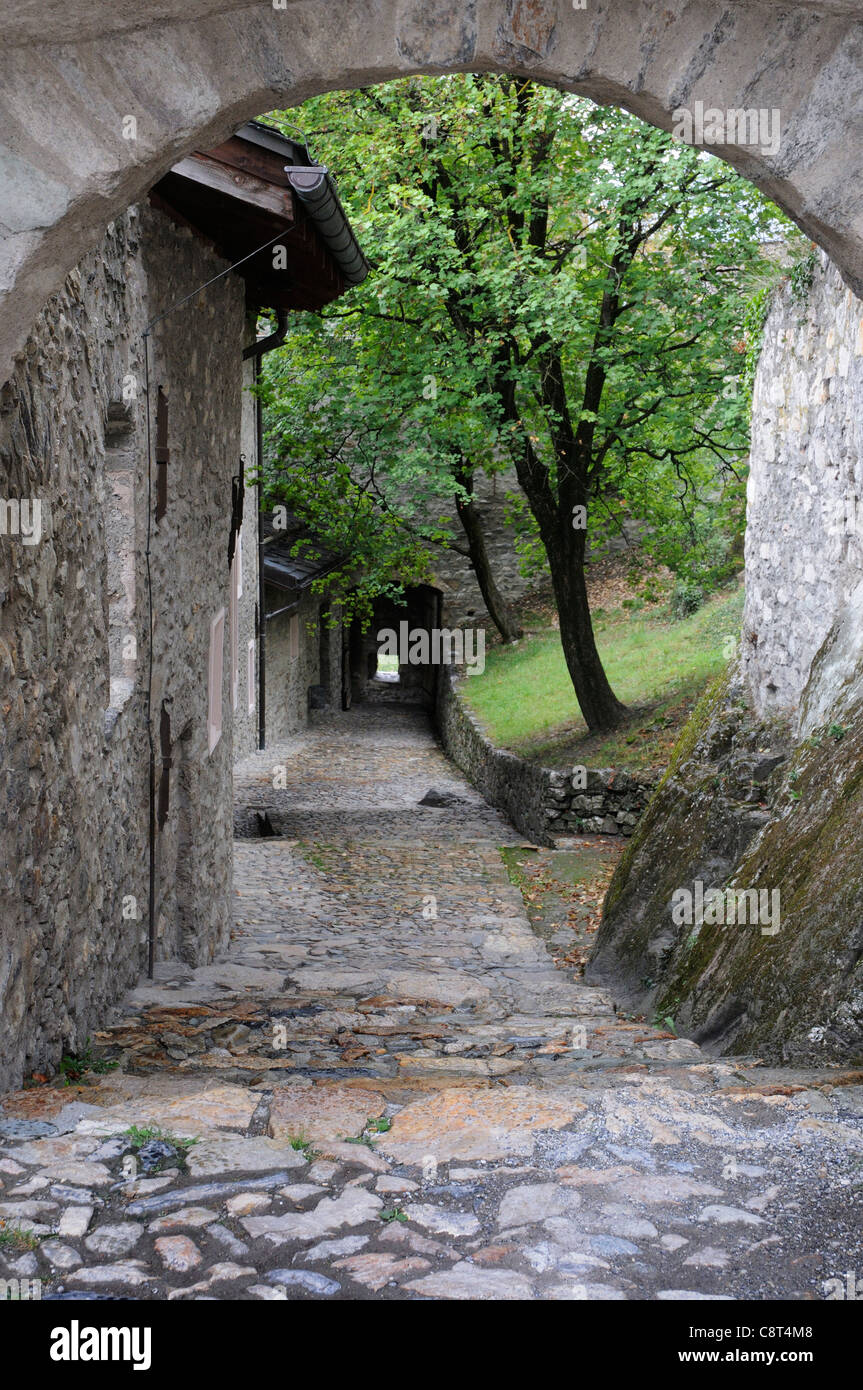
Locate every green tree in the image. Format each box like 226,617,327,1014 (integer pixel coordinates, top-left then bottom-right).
262,76,804,729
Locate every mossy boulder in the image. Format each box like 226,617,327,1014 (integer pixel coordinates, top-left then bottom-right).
588,659,863,1064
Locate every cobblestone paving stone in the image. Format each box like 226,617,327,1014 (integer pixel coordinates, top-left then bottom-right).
1,707,862,1301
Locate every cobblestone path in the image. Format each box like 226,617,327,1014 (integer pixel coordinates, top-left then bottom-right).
1,707,861,1301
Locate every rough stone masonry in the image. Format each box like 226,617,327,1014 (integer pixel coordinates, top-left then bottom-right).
0,206,248,1091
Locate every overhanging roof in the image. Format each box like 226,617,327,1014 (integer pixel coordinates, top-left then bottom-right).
261,511,342,596
149,120,369,313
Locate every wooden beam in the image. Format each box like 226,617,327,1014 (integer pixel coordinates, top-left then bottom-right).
206,135,295,190
170,154,295,222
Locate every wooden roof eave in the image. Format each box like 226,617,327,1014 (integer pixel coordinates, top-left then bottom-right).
149,139,349,312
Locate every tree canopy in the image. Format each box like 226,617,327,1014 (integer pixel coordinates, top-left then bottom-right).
258,75,807,726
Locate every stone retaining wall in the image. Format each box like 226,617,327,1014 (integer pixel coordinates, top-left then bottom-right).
435,670,658,844
542,765,662,839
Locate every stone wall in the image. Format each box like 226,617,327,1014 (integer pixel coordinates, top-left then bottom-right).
743,253,863,719
426,468,538,629
0,204,246,1090
436,671,658,845
542,766,661,839
264,588,325,741
436,670,548,841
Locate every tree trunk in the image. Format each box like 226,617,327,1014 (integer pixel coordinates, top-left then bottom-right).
547,527,627,732
454,477,522,644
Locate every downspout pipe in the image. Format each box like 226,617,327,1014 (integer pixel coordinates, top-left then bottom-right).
256,376,266,751
246,310,289,749
243,308,288,361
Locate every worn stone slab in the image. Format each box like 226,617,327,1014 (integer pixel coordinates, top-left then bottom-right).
497,1183,579,1229
225,1193,271,1217
241,1187,382,1243
5,1134,102,1165
404,1204,480,1237
375,1176,418,1194
84,1223,144,1257
264,1269,341,1296
279,1184,326,1205
155,1235,202,1272
185,1135,307,1177
68,1261,154,1288
32,1162,113,1188
698,1204,764,1226
0,1119,58,1140
315,1142,390,1174
379,1086,583,1162
39,1241,83,1271
77,1085,260,1137
268,1084,387,1144
333,1251,430,1290
0,1199,57,1219
125,1172,299,1216
304,1234,369,1261
148,1207,221,1233
405,1263,535,1300
57,1206,94,1238
608,1175,724,1205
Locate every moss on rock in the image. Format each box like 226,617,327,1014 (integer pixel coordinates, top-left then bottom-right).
584,659,863,1062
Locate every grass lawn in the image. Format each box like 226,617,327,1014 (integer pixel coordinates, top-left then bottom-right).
460,580,744,770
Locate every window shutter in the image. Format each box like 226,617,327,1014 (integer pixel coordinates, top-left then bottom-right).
155,386,169,524
230,555,240,712
208,608,225,754
247,639,256,716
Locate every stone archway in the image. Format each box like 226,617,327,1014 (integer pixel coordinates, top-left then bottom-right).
2,0,863,380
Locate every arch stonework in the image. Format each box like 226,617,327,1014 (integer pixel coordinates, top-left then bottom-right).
1,0,863,380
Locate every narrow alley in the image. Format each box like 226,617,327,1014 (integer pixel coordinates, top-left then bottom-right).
1,708,861,1301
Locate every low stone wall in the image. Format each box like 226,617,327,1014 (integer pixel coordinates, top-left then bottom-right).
435,671,658,844
543,765,661,838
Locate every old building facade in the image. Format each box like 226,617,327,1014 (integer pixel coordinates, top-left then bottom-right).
0,125,367,1090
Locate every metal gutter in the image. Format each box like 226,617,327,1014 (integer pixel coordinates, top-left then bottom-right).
239,120,370,290
284,167,370,287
